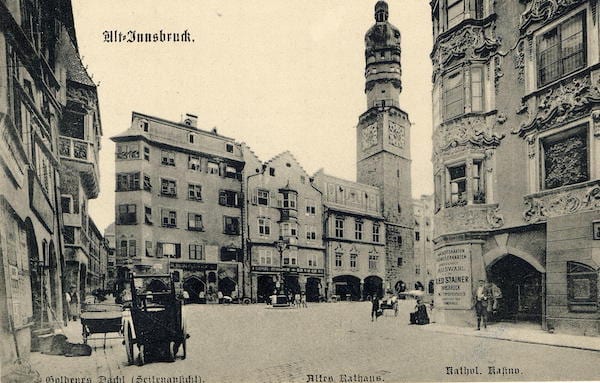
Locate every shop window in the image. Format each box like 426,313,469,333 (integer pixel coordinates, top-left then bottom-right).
161,150,176,166
188,213,204,231
567,261,598,312
219,190,239,207
117,204,137,225
161,179,177,197
541,126,589,190
224,216,240,235
537,13,586,87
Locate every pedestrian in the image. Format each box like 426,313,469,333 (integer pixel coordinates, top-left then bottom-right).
69,285,79,321
371,295,380,322
294,292,301,308
300,292,307,308
473,280,491,330
217,290,224,304
64,290,71,325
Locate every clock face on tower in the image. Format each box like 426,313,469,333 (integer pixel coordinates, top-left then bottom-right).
361,124,378,150
388,121,405,148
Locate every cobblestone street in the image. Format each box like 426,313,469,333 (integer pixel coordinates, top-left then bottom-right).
33,301,599,383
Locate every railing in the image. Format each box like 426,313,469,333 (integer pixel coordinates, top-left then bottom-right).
59,136,97,163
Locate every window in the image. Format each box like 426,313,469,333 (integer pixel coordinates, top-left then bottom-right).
116,172,140,191
369,255,379,270
64,226,75,244
335,253,342,268
116,142,140,160
161,179,177,197
143,146,150,161
305,200,316,215
188,155,201,171
283,250,298,266
208,161,219,174
472,161,485,203
256,189,269,205
119,239,136,257
143,175,152,192
335,217,344,238
188,184,202,201
161,150,176,166
129,240,137,257
307,254,317,267
281,192,297,209
567,261,597,312
225,166,238,179
355,220,363,240
416,264,421,275
219,190,239,207
258,218,271,236
447,0,464,29
448,164,467,206
415,231,421,241
259,249,273,265
305,225,317,241
188,213,204,231
189,244,204,260
189,134,195,143
117,204,137,225
350,253,357,269
145,241,153,257
444,71,464,119
397,257,403,267
281,222,298,237
541,126,589,190
475,0,484,19
119,240,127,257
141,120,149,132
269,167,275,176
61,195,72,214
161,209,177,228
157,242,181,259
224,216,240,235
471,67,483,112
538,13,586,87
226,143,234,153
144,206,153,225
372,223,380,242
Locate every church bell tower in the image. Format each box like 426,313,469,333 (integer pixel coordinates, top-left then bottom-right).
356,1,414,293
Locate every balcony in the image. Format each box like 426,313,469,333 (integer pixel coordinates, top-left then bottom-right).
523,180,600,224
434,203,504,237
59,136,100,198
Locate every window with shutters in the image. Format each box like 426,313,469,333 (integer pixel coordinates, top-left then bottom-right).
161,179,177,197
189,244,204,260
188,155,201,171
256,189,269,205
161,150,176,166
219,190,239,207
161,209,177,228
188,213,204,231
144,206,153,225
188,184,203,201
116,172,140,191
157,242,181,259
208,161,219,174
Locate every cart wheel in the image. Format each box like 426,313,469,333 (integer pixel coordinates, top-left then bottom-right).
124,324,134,365
168,341,176,362
138,345,145,366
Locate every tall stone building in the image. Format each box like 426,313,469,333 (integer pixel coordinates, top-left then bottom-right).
111,112,245,301
356,1,415,293
430,0,599,335
413,194,435,294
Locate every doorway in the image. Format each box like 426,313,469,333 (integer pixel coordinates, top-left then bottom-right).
306,277,321,302
488,255,542,323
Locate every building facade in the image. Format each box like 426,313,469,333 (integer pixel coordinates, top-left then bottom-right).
413,195,435,295
430,0,599,335
313,170,386,301
244,149,325,302
356,1,416,294
104,222,117,291
111,112,245,302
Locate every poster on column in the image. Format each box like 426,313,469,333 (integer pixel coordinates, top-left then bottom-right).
435,244,472,309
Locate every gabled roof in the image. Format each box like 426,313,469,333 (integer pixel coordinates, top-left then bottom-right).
263,150,311,178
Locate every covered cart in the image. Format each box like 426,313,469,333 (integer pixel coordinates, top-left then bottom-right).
122,273,188,365
80,303,123,348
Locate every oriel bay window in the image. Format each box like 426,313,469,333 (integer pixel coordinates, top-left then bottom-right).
281,222,298,237
442,66,485,121
445,158,486,207
444,71,464,119
447,0,464,29
541,125,589,190
537,12,586,87
116,172,140,191
448,164,467,206
283,249,298,266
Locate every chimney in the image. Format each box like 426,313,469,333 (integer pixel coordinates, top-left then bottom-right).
181,113,198,128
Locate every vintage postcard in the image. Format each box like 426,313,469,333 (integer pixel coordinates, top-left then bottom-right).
0,1,598,383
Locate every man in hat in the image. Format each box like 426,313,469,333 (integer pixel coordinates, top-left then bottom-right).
473,280,492,330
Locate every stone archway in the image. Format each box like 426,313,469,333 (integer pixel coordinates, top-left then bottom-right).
363,275,384,300
48,241,60,321
25,218,42,328
183,276,205,303
332,275,361,301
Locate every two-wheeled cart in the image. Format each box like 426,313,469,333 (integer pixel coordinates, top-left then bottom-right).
122,273,188,365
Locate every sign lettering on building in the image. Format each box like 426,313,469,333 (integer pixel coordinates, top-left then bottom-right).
434,245,472,309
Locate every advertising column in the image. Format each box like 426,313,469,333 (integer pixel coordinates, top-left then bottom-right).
435,245,472,309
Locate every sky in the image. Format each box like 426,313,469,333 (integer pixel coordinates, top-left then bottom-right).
71,0,433,232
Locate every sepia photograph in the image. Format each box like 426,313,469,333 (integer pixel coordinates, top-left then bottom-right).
0,0,599,382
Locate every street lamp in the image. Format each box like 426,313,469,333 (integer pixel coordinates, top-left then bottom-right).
275,238,288,298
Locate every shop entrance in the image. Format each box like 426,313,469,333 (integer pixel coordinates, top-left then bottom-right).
218,277,237,297
257,275,275,302
284,275,300,295
488,255,542,323
363,275,383,300
183,276,205,303
332,275,360,301
306,277,321,302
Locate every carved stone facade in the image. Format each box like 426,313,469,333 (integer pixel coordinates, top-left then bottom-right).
520,0,587,30
434,204,504,236
433,115,504,157
523,180,600,222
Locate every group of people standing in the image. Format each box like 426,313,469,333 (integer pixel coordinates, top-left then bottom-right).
370,293,430,324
